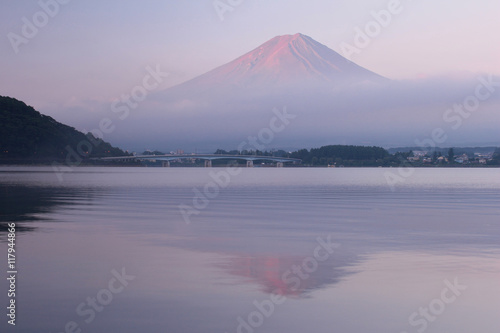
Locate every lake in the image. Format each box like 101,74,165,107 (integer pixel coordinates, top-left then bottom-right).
0,167,499,333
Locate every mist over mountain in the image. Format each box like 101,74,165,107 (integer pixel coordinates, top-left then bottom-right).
62,34,500,152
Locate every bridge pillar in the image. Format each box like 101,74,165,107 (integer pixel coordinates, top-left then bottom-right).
246,160,254,168
276,162,283,168
162,161,170,168
204,160,212,168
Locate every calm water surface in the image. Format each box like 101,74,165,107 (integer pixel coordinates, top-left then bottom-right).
0,167,499,333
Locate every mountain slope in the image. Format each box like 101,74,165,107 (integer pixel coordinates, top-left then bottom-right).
169,33,386,94
0,96,127,162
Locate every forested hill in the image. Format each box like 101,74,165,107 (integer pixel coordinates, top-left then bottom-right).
290,145,390,166
0,96,127,163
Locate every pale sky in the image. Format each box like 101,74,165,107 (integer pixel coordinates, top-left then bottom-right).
0,0,499,150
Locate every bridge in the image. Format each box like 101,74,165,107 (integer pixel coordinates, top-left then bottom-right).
96,154,302,167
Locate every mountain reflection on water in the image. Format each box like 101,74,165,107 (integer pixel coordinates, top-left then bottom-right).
217,252,358,297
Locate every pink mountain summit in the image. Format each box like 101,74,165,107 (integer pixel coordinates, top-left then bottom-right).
170,33,386,93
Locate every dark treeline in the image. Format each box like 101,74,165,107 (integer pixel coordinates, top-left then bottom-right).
215,145,392,166
291,145,389,166
493,148,500,164
214,145,500,167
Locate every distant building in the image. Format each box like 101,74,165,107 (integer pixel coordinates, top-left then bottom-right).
455,154,469,164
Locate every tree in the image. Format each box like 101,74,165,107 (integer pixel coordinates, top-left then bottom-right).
432,151,438,162
448,148,454,163
488,148,500,165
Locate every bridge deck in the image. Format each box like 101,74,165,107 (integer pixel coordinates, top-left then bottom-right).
97,154,301,163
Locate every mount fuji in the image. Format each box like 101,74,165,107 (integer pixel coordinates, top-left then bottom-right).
162,33,387,99
110,34,498,151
